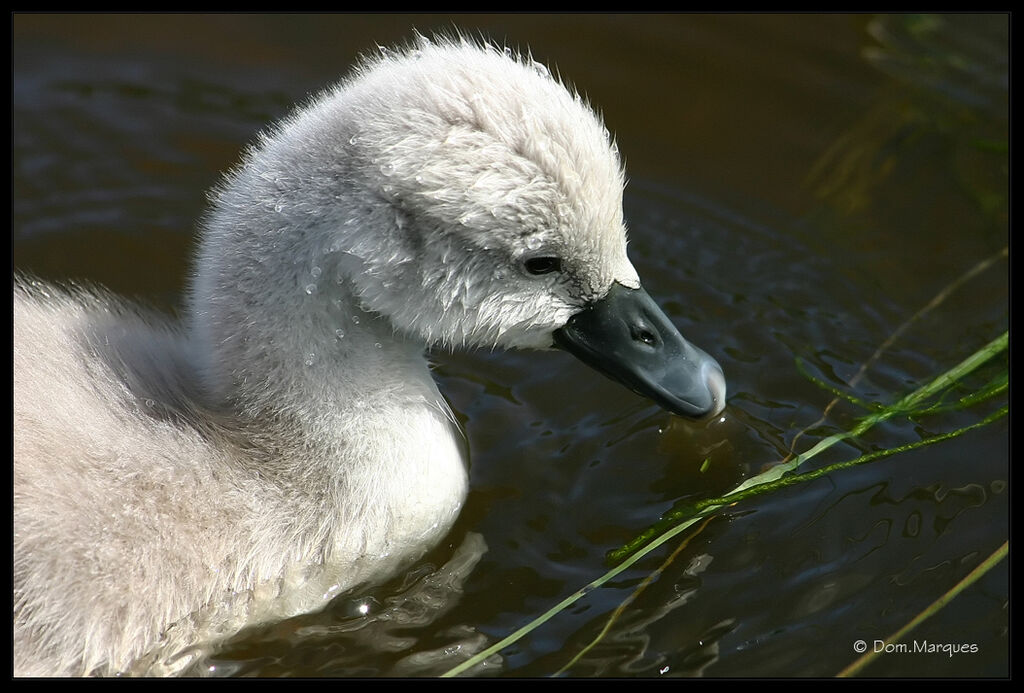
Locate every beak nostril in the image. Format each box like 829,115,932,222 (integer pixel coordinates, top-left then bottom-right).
632,327,657,346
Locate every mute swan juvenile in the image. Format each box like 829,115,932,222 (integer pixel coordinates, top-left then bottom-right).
13,36,726,676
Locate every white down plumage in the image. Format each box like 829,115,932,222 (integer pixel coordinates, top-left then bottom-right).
14,36,725,676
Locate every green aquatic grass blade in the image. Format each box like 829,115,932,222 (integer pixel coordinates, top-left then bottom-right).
782,247,1007,471
608,331,1007,563
795,357,884,412
608,402,1007,564
692,406,1006,507
911,370,1008,417
759,331,1006,482
836,540,1008,677
443,406,1006,676
442,332,1006,676
551,253,1009,675
890,331,1007,412
554,515,715,676
440,512,711,677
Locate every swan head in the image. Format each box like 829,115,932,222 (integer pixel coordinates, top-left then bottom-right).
194,36,725,418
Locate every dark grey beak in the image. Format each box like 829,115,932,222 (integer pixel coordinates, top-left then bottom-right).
553,282,726,418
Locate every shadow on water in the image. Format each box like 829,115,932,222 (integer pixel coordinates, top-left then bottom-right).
13,13,1007,677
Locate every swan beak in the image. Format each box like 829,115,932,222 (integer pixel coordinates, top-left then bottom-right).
553,282,726,419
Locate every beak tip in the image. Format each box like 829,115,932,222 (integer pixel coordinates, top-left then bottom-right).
703,360,728,418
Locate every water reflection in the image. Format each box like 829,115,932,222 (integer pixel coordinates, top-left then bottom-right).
810,14,1008,227
205,533,498,677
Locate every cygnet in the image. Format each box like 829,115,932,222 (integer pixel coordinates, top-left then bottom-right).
14,35,725,676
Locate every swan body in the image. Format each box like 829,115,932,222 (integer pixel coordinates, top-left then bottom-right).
13,36,725,676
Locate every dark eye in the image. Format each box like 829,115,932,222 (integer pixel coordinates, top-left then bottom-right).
524,256,563,275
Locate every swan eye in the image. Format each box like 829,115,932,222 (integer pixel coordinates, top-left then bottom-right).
523,256,563,276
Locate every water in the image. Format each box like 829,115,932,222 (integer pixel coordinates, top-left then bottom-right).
13,14,1008,677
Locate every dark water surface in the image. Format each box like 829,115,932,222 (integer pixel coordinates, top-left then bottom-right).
13,14,1008,677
